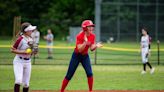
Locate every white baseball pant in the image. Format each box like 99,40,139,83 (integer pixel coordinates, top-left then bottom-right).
141,47,149,64
13,60,31,87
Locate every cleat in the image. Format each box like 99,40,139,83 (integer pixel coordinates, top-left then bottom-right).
141,70,146,74
150,68,155,74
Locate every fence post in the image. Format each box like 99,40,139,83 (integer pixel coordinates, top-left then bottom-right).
157,40,160,65
12,16,21,44
94,49,97,65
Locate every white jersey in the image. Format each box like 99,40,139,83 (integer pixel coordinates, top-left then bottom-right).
13,35,33,62
31,30,40,44
140,35,151,63
141,35,150,49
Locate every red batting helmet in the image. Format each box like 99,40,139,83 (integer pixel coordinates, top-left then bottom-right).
81,20,94,31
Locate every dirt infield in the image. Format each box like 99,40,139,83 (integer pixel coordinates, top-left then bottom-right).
1,90,164,92
29,90,164,92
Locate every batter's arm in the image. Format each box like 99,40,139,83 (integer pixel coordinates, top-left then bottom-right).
77,41,87,52
90,42,103,51
77,34,88,52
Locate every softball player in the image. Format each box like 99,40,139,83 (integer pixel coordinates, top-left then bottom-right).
60,20,103,92
140,27,155,74
11,22,37,92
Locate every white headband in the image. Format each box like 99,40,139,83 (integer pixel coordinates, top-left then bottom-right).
24,25,37,32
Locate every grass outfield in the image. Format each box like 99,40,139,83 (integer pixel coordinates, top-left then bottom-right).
1,47,164,65
0,40,164,65
0,39,164,90
0,65,164,90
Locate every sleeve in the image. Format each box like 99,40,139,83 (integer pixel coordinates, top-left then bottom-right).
76,35,83,45
13,36,23,49
91,34,96,45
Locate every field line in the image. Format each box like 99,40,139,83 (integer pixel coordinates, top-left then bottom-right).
0,45,164,52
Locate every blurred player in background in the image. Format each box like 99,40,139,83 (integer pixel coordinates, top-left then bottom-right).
11,22,37,92
140,27,155,74
43,29,54,59
60,20,103,92
31,29,40,58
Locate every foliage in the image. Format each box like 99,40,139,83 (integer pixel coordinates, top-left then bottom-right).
0,0,94,40
0,0,164,40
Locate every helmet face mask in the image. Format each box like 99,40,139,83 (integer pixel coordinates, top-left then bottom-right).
82,20,94,31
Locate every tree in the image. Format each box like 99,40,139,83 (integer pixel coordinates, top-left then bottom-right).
0,0,94,40
40,0,94,40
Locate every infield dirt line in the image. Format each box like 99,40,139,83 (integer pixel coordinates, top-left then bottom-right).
1,90,163,92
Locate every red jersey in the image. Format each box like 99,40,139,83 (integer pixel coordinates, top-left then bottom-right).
75,31,95,55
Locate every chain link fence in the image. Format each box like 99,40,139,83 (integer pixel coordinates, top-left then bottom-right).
99,0,164,42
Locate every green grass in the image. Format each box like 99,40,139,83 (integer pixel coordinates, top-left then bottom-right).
0,39,164,65
0,48,164,64
1,46,164,65
0,65,164,90
0,39,164,90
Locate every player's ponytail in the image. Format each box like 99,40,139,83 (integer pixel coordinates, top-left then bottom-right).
21,22,31,33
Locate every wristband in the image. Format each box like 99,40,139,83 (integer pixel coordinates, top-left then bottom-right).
91,46,97,51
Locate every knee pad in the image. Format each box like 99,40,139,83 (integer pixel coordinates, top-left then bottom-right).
87,73,93,77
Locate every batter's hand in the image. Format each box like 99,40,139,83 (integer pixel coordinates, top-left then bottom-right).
96,42,103,48
84,34,88,42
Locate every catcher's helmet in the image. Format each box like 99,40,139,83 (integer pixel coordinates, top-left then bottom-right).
81,20,94,31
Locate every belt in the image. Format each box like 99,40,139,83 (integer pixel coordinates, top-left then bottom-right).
19,57,30,60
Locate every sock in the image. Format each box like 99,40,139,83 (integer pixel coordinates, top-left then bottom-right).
23,87,29,92
14,84,20,92
143,63,146,71
60,78,69,92
146,62,152,69
87,76,93,91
